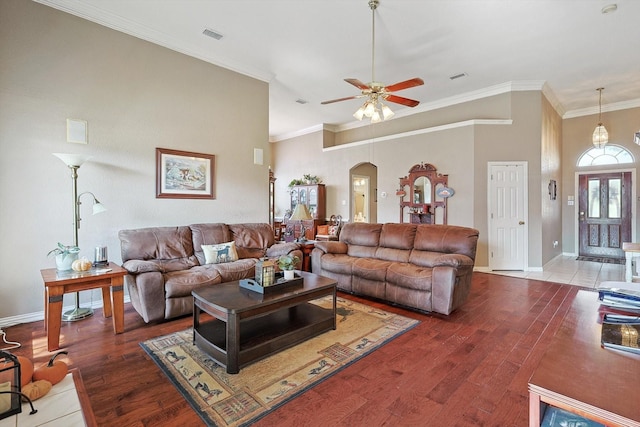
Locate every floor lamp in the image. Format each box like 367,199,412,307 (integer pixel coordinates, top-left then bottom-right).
53,153,107,321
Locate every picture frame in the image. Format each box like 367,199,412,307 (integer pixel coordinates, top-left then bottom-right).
156,148,215,199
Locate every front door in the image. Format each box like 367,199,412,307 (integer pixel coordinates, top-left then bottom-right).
578,172,632,259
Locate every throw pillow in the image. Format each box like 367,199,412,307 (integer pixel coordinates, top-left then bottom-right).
202,242,239,264
328,225,339,237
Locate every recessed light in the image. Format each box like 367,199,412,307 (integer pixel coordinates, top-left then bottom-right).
601,4,617,14
203,28,223,40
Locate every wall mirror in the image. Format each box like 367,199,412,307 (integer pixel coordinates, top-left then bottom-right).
398,162,449,224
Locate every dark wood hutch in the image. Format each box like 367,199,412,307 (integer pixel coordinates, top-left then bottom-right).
286,184,326,240
398,163,449,224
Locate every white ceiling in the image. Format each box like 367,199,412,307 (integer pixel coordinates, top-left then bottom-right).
36,0,640,141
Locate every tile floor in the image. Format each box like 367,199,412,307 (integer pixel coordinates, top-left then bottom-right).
485,254,627,289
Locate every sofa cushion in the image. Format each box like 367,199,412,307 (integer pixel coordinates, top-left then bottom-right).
190,223,233,265
317,253,355,275
352,258,391,282
340,223,382,247
229,223,275,259
164,266,222,298
118,226,198,272
209,258,256,282
413,224,479,260
386,263,433,291
202,241,239,264
379,223,417,249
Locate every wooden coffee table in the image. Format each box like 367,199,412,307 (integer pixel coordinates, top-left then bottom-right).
192,271,337,374
528,290,640,426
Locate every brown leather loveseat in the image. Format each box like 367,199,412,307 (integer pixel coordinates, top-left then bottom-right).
118,223,302,322
311,222,479,315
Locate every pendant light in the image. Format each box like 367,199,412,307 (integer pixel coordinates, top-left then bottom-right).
592,87,608,149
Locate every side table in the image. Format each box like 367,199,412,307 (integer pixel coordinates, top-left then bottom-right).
40,262,127,351
298,241,316,272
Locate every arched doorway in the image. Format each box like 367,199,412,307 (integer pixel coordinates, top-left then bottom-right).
350,163,377,223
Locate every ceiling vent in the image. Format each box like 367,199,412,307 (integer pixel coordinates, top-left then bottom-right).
296,99,308,105
449,72,468,80
203,28,224,40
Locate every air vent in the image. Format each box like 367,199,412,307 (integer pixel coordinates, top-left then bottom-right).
296,99,308,105
203,28,224,40
449,72,468,80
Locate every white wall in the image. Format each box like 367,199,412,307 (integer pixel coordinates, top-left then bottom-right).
0,1,269,321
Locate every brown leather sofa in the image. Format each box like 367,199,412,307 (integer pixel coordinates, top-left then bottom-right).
311,222,479,315
118,223,302,322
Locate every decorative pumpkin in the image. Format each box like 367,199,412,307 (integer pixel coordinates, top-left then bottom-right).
0,354,33,387
32,351,68,385
21,380,52,401
72,257,92,272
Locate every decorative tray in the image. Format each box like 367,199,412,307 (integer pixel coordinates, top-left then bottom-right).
239,272,303,294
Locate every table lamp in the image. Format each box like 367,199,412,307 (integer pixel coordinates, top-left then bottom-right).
289,203,312,242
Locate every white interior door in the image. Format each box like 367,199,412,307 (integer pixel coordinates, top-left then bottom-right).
488,162,528,270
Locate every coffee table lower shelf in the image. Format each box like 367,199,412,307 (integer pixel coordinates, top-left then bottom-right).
194,303,334,373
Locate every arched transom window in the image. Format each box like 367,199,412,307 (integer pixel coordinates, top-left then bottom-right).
577,145,634,167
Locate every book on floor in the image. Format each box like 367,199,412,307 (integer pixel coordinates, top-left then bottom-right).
601,322,640,355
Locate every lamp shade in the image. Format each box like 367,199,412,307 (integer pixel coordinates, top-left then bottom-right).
53,153,92,167
290,203,312,221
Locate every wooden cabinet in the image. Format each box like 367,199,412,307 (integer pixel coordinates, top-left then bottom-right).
287,184,326,240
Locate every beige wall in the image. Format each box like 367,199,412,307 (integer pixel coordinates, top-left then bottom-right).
273,91,559,268
562,106,640,254
0,1,269,320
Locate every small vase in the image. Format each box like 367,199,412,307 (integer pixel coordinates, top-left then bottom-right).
283,270,295,280
55,253,78,271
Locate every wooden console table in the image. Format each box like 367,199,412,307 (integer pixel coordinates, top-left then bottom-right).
528,290,640,426
40,263,127,351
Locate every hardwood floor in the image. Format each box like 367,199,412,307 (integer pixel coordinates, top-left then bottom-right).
5,273,585,426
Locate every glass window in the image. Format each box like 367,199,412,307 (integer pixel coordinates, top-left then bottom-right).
578,145,634,167
608,178,621,218
588,180,600,218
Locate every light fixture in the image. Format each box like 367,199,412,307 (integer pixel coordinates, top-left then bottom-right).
289,203,312,242
352,0,396,124
53,153,107,321
592,88,608,149
634,130,640,145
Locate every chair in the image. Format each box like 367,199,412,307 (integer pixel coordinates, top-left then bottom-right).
316,215,342,241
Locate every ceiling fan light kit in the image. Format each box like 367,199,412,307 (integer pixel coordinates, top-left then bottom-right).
322,0,423,124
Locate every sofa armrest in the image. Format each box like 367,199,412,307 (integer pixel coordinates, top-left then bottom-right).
313,241,348,254
123,259,164,274
125,271,166,323
433,254,474,268
265,242,300,257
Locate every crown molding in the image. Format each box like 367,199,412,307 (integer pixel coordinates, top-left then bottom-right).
563,98,640,119
322,119,513,152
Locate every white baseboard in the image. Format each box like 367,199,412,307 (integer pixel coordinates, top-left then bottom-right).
0,296,131,329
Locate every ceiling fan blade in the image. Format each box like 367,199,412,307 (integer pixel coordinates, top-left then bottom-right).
321,95,364,105
344,78,370,90
385,94,420,107
385,78,424,92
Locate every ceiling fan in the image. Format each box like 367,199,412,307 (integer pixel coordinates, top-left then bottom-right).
321,0,424,123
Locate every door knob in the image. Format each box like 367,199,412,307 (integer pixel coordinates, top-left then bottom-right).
579,211,585,221
519,221,525,225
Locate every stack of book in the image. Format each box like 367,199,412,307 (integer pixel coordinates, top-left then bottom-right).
598,286,640,355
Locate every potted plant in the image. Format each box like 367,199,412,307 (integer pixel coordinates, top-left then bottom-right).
277,254,300,280
47,243,80,271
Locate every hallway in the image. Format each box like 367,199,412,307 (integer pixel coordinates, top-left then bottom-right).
486,255,626,289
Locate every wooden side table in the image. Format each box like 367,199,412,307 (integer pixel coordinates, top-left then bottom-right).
40,262,127,351
298,241,316,272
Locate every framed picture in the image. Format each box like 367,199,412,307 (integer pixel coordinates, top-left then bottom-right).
156,148,215,199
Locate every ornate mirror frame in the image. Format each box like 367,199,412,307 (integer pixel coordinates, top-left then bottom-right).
397,163,449,224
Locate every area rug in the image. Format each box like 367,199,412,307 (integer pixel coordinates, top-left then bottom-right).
140,296,419,427
576,256,625,265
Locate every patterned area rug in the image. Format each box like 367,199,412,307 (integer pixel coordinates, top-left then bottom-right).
576,256,625,265
140,296,419,427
